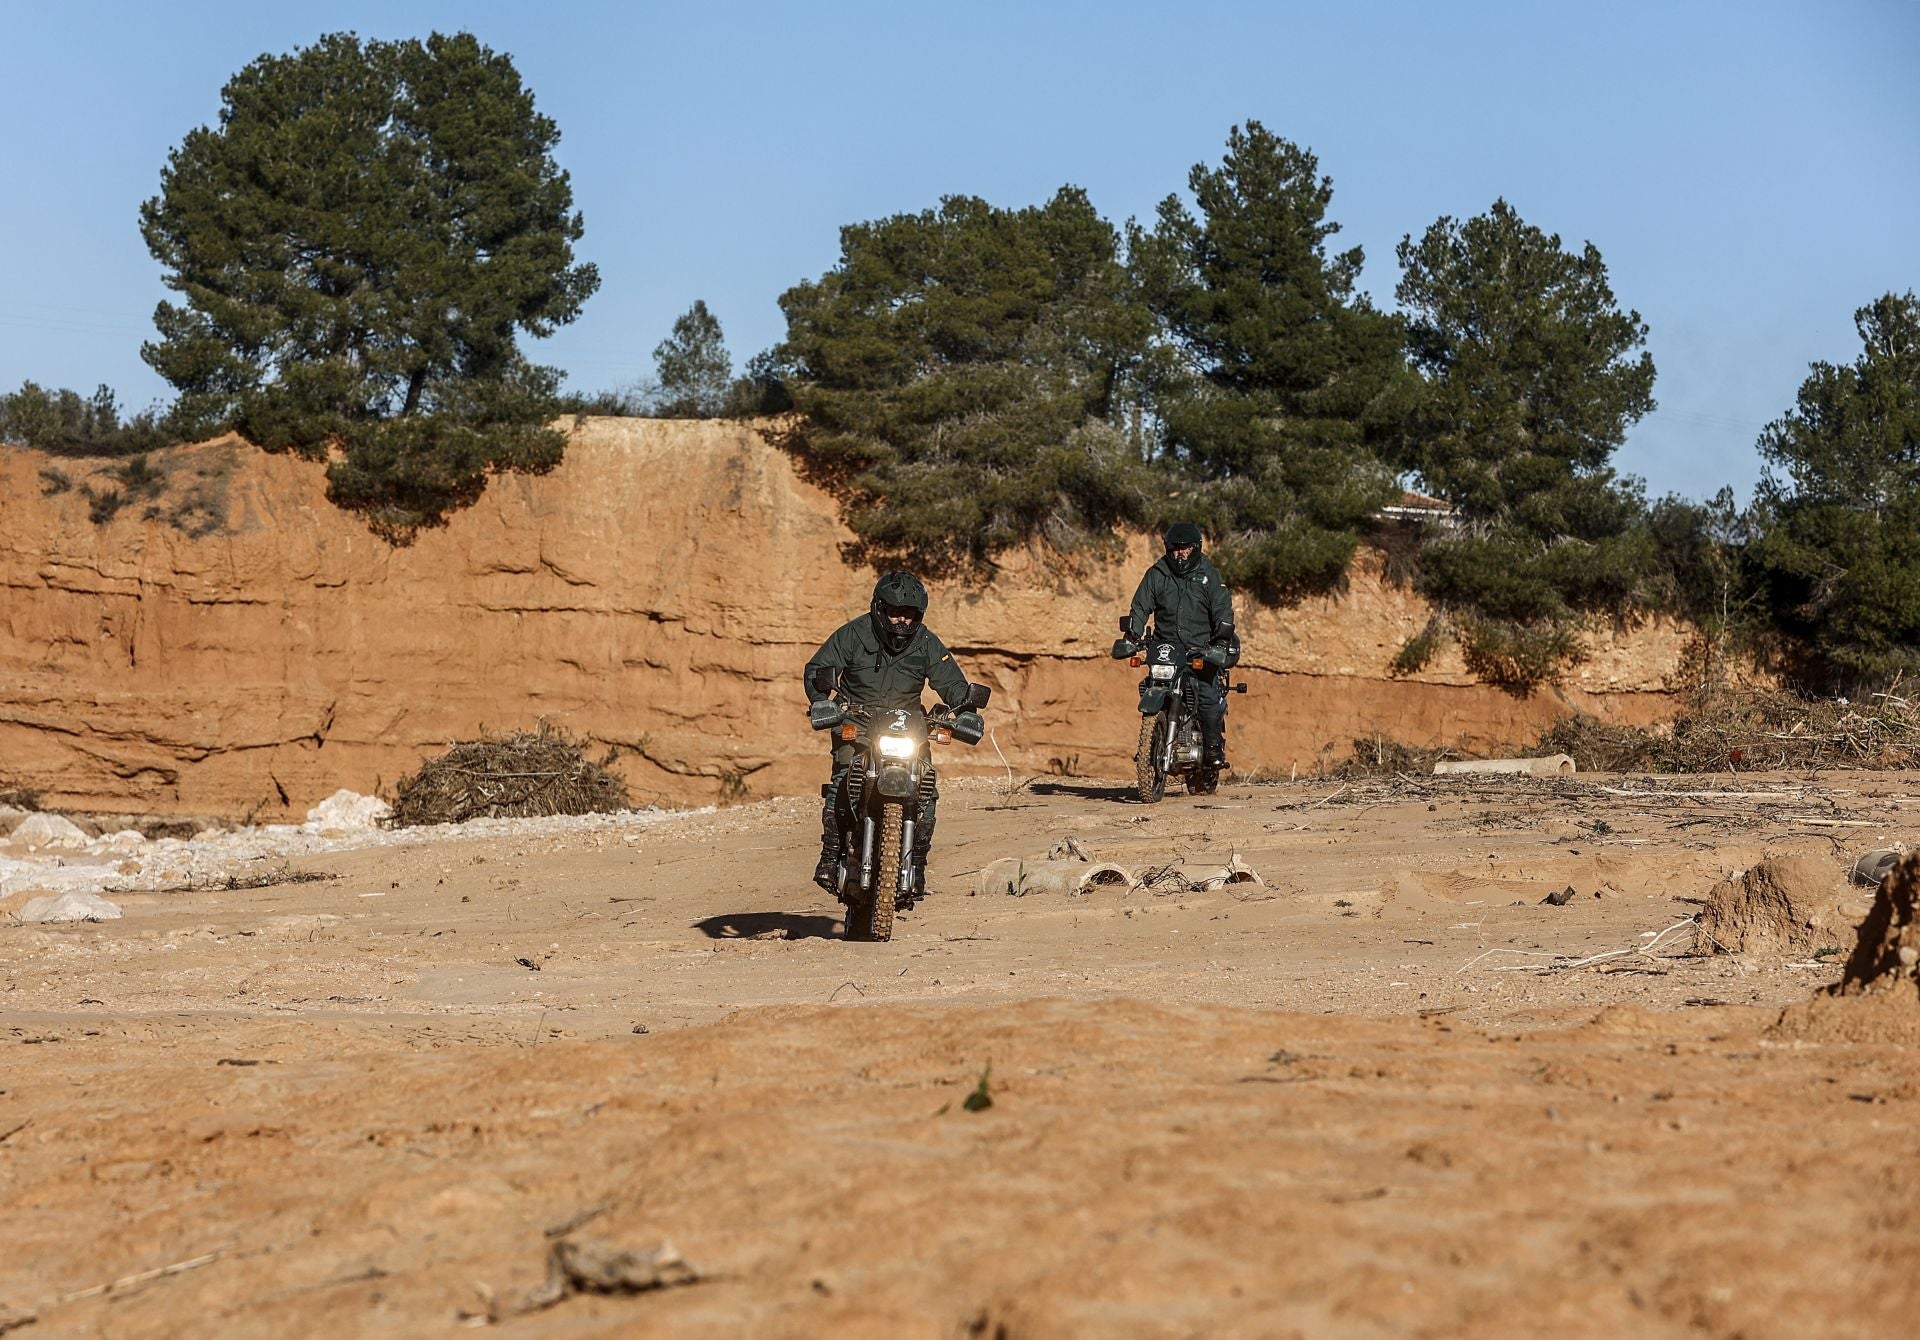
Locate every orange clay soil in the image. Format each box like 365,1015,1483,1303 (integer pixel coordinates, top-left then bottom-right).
4,771,1918,1337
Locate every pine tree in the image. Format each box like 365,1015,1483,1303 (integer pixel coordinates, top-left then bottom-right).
778,188,1154,565
1750,292,1920,684
1392,200,1657,685
1130,123,1409,603
138,31,598,537
651,301,733,418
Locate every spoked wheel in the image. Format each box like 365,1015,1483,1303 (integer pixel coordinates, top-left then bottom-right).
1135,715,1168,804
845,803,904,942
1186,765,1220,796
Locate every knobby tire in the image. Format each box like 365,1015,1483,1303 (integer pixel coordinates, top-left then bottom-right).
1135,715,1168,804
849,802,904,942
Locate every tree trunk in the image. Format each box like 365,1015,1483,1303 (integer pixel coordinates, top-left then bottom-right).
401,366,427,417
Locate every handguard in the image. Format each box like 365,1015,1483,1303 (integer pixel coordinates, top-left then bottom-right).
1110,638,1136,660
950,709,986,745
808,700,845,731
1200,643,1230,668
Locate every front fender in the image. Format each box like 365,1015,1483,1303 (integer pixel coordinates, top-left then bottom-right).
873,763,919,799
1138,685,1172,715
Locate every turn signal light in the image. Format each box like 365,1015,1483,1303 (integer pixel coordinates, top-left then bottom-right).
931,729,952,744
1190,657,1206,670
1128,655,1144,667
839,723,857,742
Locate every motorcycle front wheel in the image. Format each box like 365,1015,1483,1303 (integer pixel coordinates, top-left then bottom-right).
845,802,904,942
1135,714,1168,804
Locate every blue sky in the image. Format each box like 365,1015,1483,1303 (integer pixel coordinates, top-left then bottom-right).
1,0,1913,502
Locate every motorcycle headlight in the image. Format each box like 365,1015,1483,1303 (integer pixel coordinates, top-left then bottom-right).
878,733,916,759
1149,663,1177,680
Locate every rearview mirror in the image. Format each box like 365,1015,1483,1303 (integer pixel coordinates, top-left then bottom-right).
965,683,992,710
807,666,839,697
1117,616,1132,635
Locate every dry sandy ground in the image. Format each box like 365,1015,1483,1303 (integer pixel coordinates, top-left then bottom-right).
4,771,1920,1337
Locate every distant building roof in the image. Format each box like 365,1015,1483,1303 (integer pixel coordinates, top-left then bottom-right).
1377,490,1460,526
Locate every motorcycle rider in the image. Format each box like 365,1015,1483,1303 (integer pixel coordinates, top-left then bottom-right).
805,571,973,895
1118,522,1237,768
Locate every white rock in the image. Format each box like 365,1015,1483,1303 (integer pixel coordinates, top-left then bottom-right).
303,789,391,834
91,830,150,854
16,890,123,923
9,812,91,852
0,805,29,834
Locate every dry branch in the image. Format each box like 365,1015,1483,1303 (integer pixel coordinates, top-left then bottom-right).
1458,918,1699,975
388,723,628,827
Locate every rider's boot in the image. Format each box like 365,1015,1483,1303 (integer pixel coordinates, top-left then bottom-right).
813,839,841,893
816,775,845,892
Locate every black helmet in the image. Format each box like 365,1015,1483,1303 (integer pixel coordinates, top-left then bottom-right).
869,571,928,654
1164,521,1203,576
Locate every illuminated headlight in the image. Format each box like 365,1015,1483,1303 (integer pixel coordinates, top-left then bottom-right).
878,734,916,759
1149,663,1177,680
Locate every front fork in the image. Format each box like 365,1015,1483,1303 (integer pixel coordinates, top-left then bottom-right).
854,806,919,896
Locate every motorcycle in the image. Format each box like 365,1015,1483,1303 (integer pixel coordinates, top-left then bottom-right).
1114,617,1246,803
807,670,991,941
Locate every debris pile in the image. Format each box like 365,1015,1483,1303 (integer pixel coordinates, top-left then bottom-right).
973,840,1267,898
1335,736,1468,778
1533,714,1663,773
1537,686,1920,775
388,725,630,827
1134,853,1266,895
1671,686,1920,771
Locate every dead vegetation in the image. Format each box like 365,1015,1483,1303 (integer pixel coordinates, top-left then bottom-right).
149,865,337,894
1532,713,1665,772
387,724,629,828
1333,735,1468,778
1539,685,1920,774
1333,684,1920,778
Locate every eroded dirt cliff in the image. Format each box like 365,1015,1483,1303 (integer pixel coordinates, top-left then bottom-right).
1,419,1690,815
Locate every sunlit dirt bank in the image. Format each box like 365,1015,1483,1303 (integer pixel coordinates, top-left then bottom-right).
5,771,1919,1337
0,418,1689,817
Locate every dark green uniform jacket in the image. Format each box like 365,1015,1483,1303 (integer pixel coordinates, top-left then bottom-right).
1127,554,1235,650
805,615,971,714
